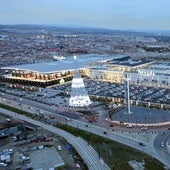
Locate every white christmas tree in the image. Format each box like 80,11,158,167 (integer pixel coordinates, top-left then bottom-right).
69,56,91,107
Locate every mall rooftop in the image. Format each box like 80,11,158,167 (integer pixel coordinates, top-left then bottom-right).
2,55,112,73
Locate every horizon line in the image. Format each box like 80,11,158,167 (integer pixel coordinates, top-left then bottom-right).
0,24,170,33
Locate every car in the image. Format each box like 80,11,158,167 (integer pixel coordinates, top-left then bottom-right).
141,127,147,131
85,124,90,128
0,162,7,167
139,142,145,146
6,118,11,122
126,124,133,128
57,145,62,151
103,131,107,135
13,136,17,141
74,163,81,169
161,142,164,147
21,156,30,161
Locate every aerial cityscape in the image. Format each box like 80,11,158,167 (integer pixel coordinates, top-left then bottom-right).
0,1,170,170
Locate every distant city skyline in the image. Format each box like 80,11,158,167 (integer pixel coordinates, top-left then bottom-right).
0,0,170,31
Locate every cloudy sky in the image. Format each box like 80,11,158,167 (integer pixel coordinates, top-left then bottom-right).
0,0,170,30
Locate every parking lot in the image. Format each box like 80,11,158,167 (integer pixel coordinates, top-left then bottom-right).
0,78,170,126
52,79,170,105
0,78,170,106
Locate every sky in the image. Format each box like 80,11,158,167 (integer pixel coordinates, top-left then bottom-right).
0,0,170,30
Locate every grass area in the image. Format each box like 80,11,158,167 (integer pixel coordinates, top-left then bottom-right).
0,103,165,170
0,103,31,116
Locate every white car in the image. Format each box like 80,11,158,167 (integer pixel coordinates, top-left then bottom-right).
141,127,147,131
57,145,62,151
161,142,164,147
0,162,7,167
126,124,133,128
22,156,30,161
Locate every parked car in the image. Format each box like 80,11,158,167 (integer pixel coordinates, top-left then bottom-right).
57,145,62,151
141,127,147,131
126,124,133,128
0,162,7,167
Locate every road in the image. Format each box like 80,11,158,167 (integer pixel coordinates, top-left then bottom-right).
0,107,110,170
1,94,170,169
153,132,170,168
2,93,81,120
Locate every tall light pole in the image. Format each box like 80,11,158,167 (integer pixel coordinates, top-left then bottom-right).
124,73,131,114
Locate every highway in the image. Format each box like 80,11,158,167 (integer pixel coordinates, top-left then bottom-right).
0,107,110,170
1,93,170,169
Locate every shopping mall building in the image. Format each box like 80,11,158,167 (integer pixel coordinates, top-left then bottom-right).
1,54,169,87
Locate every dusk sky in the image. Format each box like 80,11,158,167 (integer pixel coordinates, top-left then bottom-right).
0,0,170,30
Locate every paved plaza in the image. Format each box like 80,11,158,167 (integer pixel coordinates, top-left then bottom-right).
112,106,170,124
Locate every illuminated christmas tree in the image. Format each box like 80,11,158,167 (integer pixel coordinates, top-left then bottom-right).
69,56,91,107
